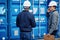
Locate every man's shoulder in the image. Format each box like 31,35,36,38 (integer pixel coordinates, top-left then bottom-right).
17,12,22,16
29,12,33,15
27,12,33,15
53,11,59,16
19,11,24,14
53,11,58,14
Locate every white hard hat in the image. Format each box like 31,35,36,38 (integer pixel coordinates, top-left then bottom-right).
48,1,57,6
23,0,31,7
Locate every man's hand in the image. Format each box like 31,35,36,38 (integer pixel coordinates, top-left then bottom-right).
47,8,51,13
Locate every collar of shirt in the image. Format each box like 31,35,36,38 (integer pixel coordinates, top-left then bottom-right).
23,10,29,12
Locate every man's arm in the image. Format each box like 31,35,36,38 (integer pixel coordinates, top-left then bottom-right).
16,14,20,27
46,8,50,18
29,14,36,28
46,12,50,18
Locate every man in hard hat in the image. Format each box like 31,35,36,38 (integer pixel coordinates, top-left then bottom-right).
16,0,36,40
46,1,59,36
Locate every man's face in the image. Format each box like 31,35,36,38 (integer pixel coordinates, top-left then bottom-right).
49,6,54,11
